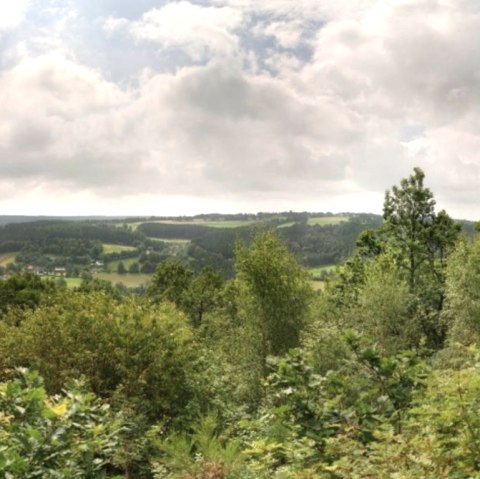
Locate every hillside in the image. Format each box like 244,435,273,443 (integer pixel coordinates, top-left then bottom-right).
0,211,474,289
0,212,381,285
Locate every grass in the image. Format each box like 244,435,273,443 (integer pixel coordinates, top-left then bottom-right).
39,276,83,289
307,216,349,226
44,274,151,289
195,220,258,228
134,219,258,229
309,264,338,291
310,280,326,291
277,222,296,228
148,237,191,244
309,265,337,278
64,277,83,288
0,253,17,267
103,243,137,254
96,272,152,288
106,257,139,271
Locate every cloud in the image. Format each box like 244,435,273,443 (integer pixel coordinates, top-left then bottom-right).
0,53,140,190
0,1,30,33
105,1,243,61
2,0,480,218
0,50,358,201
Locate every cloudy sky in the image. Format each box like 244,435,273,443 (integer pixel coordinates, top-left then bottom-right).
0,0,479,218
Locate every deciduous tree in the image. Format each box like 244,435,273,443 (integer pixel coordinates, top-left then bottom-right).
235,231,313,369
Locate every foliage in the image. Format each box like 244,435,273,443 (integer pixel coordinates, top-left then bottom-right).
0,292,201,424
148,261,225,328
324,348,480,478
148,260,194,305
151,415,245,479
0,369,121,478
235,231,314,365
443,234,480,345
239,350,332,476
0,272,56,315
330,168,459,351
182,267,225,327
341,332,427,436
0,176,478,478
345,254,417,353
382,168,460,348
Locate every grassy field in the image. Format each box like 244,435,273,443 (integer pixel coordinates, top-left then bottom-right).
103,243,137,254
96,272,152,288
309,265,337,279
46,274,151,289
307,216,349,226
0,253,17,267
148,237,191,244
310,280,326,291
64,277,83,288
132,219,258,229
194,220,258,228
106,257,139,271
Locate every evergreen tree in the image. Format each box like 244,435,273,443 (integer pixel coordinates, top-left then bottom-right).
382,168,460,348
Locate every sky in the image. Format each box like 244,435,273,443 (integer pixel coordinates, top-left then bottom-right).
0,0,479,219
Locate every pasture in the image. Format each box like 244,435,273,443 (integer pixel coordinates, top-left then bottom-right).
310,280,325,291
46,274,151,289
63,277,83,288
309,265,337,279
106,257,139,271
96,272,152,288
133,219,258,229
193,220,258,228
0,253,17,267
103,243,137,254
148,237,191,244
277,222,296,228
307,216,349,226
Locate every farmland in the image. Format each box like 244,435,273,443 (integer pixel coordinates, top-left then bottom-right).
102,243,137,254
148,238,191,244
0,212,386,285
307,215,349,226
149,219,259,228
0,253,17,267
96,272,152,288
309,264,337,279
63,277,83,288
106,257,139,271
128,219,259,231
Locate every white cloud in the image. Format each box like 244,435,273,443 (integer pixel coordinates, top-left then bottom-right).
2,0,480,217
105,1,243,61
0,53,137,188
0,1,30,32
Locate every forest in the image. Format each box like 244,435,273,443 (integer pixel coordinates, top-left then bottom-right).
0,210,383,282
1,167,480,478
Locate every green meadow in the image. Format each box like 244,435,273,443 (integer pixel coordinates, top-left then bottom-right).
63,277,83,288
106,257,139,271
139,219,258,228
0,253,17,267
307,216,349,226
96,272,152,288
102,243,137,254
148,237,191,244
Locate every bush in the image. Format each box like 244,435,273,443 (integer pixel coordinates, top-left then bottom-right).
0,369,121,478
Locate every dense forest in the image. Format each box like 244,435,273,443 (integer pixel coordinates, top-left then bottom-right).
2,168,480,478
